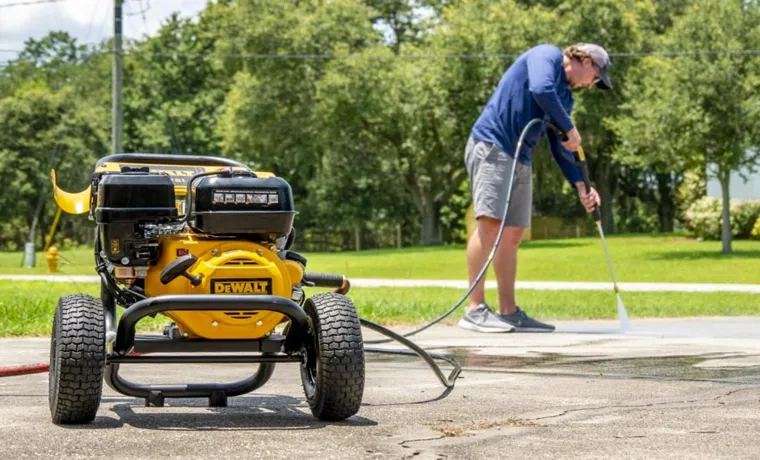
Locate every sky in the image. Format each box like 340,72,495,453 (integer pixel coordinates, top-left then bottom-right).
0,0,209,64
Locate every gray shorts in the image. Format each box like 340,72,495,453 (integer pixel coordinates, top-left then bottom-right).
464,136,532,228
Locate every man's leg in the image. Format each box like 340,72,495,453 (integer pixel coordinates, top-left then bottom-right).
493,226,523,316
466,217,494,311
467,215,523,314
460,137,514,332
493,162,554,331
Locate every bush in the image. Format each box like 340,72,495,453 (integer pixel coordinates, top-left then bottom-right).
683,197,760,240
683,197,722,239
751,217,760,240
732,200,760,238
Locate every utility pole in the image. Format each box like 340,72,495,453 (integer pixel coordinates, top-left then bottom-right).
112,0,124,154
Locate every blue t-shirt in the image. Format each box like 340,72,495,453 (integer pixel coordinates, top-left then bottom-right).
471,44,582,185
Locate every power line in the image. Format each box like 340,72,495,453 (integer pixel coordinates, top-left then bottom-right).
104,48,760,59
2,48,760,60
0,0,65,8
125,0,150,18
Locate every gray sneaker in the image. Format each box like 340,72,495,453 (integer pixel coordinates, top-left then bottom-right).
499,307,555,332
458,304,515,333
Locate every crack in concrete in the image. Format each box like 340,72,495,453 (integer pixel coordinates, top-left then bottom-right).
399,435,446,447
460,367,760,385
528,386,759,422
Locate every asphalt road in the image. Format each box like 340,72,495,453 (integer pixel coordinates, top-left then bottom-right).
2,318,759,459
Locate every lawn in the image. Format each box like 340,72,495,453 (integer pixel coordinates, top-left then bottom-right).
1,280,758,337
2,235,758,336
3,235,760,284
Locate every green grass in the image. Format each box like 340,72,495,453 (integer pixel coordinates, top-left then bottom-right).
2,235,758,336
3,235,760,284
1,281,758,336
305,235,760,284
0,282,168,336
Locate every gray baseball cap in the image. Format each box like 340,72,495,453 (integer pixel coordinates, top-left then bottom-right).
577,43,612,90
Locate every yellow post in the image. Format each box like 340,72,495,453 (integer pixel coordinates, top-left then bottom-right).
44,207,63,252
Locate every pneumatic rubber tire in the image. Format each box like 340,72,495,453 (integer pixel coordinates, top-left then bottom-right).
49,294,106,425
300,293,364,421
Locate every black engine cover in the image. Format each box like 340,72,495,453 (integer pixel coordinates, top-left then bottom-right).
96,170,178,266
96,171,178,223
192,175,296,238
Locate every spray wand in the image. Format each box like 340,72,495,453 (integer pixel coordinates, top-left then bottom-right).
545,121,631,331
573,146,631,331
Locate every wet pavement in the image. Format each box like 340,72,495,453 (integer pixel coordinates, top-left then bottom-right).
1,317,759,459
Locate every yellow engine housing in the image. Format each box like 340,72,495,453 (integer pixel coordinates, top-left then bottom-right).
144,235,304,340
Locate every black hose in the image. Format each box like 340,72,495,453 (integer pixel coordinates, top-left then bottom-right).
361,318,461,388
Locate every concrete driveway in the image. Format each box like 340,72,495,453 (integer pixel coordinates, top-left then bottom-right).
1,318,759,459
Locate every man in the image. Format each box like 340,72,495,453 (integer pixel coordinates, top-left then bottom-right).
459,43,611,333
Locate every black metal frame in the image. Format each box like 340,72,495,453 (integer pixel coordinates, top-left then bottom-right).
104,362,276,408
113,295,308,354
103,293,310,407
96,153,250,169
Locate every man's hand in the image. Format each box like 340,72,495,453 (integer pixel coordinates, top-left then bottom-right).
561,126,581,152
574,182,601,213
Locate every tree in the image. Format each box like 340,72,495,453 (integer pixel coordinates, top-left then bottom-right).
216,0,380,229
0,84,108,248
613,0,760,253
315,46,462,245
0,32,109,248
610,57,702,233
123,10,228,156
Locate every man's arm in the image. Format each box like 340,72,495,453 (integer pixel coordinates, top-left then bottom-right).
547,129,582,185
548,130,601,212
527,47,574,133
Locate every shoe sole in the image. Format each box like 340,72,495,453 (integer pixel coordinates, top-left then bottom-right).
457,319,514,333
511,327,555,333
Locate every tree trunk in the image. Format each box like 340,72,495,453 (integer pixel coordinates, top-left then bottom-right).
719,170,732,254
656,172,675,233
419,197,442,246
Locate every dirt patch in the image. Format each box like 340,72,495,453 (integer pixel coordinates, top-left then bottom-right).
431,418,543,437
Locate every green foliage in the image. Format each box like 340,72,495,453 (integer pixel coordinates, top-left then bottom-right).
683,197,722,240
751,217,760,240
1,1,759,252
732,200,760,239
215,0,380,228
676,168,707,216
683,197,760,240
123,11,228,155
0,83,107,248
612,0,760,252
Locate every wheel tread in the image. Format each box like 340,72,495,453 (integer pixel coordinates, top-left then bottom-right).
302,292,365,421
50,294,105,425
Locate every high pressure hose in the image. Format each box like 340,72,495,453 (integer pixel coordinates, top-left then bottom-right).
357,118,550,388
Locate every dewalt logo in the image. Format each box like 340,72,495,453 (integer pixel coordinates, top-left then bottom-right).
211,279,272,295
